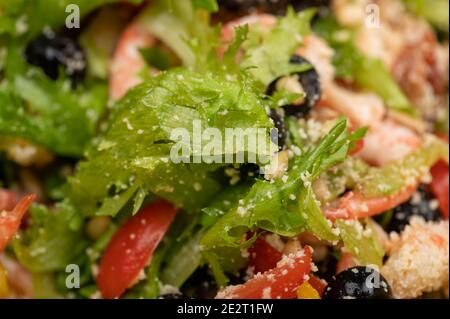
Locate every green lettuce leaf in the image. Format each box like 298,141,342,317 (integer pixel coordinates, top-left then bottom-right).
137,0,221,70
0,41,108,157
360,135,449,197
191,0,218,12
200,119,365,284
241,8,315,85
0,0,144,38
160,231,203,288
69,68,274,216
159,182,253,288
336,219,384,267
313,135,448,203
0,75,107,157
12,202,88,272
402,0,449,32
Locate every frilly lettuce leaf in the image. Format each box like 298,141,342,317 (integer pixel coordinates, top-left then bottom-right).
138,3,315,85
200,119,366,284
136,0,220,70
0,45,108,156
336,219,384,267
12,202,88,272
0,0,144,38
191,0,218,12
69,68,274,216
241,8,316,86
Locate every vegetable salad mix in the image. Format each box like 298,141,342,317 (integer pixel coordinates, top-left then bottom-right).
0,0,448,299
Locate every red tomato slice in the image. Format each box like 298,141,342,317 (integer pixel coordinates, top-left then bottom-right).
248,237,283,274
325,183,418,220
430,160,449,219
217,246,313,299
97,200,177,299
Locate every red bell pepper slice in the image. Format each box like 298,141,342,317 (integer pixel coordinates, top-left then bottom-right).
97,200,177,299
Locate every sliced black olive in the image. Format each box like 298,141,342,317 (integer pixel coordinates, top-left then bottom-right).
324,266,392,299
377,184,443,233
266,55,321,118
25,29,86,85
269,108,288,150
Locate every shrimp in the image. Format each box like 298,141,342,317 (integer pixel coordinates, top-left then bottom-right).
357,120,422,167
296,35,336,84
223,14,418,168
223,17,386,129
319,85,385,128
297,35,386,128
0,189,18,212
392,33,449,122
381,217,449,298
334,0,449,122
0,194,36,252
324,183,418,220
296,27,421,167
109,20,157,101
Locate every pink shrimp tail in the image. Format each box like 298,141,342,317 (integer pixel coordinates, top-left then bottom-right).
325,184,418,220
0,194,36,252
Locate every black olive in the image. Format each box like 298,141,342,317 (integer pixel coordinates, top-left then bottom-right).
266,55,321,118
380,185,442,233
159,293,189,299
324,266,392,299
269,108,287,150
25,29,86,85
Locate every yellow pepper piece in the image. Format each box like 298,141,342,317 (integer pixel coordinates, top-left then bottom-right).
0,263,9,298
297,282,320,299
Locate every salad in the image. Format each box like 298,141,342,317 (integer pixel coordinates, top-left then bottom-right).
0,0,448,300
